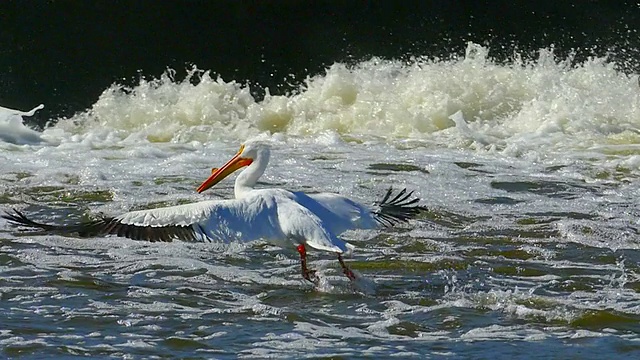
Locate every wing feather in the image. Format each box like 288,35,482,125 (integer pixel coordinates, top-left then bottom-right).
303,192,378,232
1,200,225,242
2,197,281,244
1,208,196,243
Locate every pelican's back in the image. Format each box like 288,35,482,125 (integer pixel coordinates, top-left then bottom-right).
294,192,378,234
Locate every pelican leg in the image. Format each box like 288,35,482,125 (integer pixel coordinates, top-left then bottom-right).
338,254,356,281
297,244,316,282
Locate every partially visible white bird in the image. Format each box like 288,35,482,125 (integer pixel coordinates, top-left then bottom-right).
2,141,426,282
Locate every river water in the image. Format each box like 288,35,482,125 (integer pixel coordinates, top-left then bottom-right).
1,43,640,358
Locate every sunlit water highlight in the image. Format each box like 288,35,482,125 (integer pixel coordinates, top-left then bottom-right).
1,43,640,358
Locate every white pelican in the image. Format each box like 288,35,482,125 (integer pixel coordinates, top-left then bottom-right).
2,141,426,282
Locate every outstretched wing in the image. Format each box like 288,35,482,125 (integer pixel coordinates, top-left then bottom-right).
2,200,233,243
2,197,283,244
2,208,202,242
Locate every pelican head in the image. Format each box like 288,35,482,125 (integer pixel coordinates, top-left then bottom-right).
196,141,270,194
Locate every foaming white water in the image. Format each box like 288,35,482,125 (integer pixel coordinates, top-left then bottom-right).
36,43,638,164
48,68,259,146
0,104,45,145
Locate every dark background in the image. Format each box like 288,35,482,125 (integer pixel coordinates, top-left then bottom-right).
1,1,639,126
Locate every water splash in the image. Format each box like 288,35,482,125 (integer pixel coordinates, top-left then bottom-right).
39,43,640,164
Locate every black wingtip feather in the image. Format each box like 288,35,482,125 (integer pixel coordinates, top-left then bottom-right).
2,208,198,243
2,208,113,236
2,209,57,231
373,188,427,227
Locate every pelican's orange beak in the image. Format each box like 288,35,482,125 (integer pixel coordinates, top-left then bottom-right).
197,145,253,193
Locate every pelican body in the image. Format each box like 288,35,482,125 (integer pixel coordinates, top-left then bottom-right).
2,141,426,282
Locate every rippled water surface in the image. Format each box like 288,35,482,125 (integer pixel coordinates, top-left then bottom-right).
2,141,640,359
2,43,640,358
